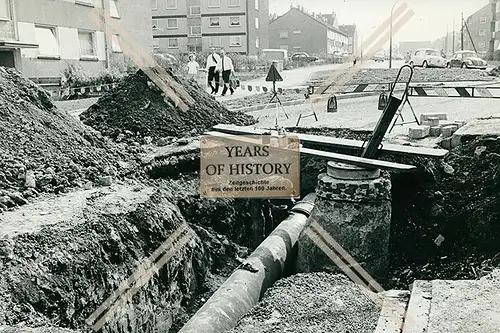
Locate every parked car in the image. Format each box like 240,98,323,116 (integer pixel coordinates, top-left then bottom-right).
373,53,385,62
447,50,488,70
409,48,447,68
290,52,319,63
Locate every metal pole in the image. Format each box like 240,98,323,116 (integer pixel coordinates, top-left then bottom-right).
389,8,393,68
389,0,400,69
452,18,455,54
461,12,464,51
445,24,448,55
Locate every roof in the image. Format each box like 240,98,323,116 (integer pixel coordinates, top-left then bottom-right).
339,25,356,37
272,8,348,37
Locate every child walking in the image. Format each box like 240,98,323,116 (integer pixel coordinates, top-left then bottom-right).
186,53,200,81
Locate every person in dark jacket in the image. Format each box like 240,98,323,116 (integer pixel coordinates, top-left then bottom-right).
205,47,221,94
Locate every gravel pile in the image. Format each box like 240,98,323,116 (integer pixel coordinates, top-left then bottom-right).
230,272,382,333
309,68,494,85
80,69,256,141
0,67,139,212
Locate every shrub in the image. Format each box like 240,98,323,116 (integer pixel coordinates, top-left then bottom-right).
62,64,125,89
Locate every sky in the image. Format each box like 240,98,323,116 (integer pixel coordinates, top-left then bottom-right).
268,0,490,43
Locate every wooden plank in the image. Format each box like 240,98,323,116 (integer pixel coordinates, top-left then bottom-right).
374,290,411,333
402,280,432,333
300,148,416,171
212,124,448,159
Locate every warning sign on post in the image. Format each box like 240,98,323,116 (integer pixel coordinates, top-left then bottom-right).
200,134,300,198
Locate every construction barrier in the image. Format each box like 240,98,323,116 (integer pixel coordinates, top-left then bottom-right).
408,86,500,98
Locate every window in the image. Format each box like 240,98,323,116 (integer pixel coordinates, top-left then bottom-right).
152,19,158,30
153,38,159,49
468,18,472,24
229,16,240,26
279,45,288,51
78,31,96,57
292,30,301,34
255,37,259,48
0,0,10,19
255,17,259,29
168,38,178,48
190,26,201,35
189,6,201,15
35,26,60,57
479,41,486,48
480,16,487,24
208,0,220,7
209,36,221,46
151,0,157,10
166,0,177,9
255,0,258,10
167,18,178,29
280,31,288,38
111,34,122,52
229,36,241,47
210,17,220,27
228,0,240,7
109,0,119,18
479,29,486,36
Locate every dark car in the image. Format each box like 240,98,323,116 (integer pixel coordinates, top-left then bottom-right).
447,50,488,70
290,52,319,63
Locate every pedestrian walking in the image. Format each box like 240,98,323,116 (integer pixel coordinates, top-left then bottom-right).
217,48,235,96
205,47,221,95
186,53,199,81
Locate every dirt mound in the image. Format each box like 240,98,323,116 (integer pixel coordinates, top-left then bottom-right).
389,135,500,288
230,272,381,333
309,68,493,85
0,67,139,212
80,70,256,141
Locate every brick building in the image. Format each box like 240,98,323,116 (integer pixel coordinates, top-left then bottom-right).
0,0,152,87
338,24,358,56
464,3,494,56
268,6,348,56
151,0,269,55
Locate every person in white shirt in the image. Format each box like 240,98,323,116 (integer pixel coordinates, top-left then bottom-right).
217,48,235,96
205,48,221,94
186,53,200,81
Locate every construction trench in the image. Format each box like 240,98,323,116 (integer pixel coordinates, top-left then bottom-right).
0,66,499,333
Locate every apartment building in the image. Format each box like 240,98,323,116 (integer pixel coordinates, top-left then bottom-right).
464,4,493,56
0,0,152,87
151,0,269,55
269,6,348,56
492,0,500,52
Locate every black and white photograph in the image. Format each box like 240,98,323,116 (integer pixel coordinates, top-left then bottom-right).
0,0,500,332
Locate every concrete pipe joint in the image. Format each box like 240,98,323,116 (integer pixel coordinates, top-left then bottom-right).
178,193,316,333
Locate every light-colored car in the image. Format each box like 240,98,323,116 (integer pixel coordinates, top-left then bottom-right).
409,48,447,68
447,51,487,70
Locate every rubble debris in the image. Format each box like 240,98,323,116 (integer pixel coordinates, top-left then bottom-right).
80,69,256,140
230,272,382,333
0,67,138,210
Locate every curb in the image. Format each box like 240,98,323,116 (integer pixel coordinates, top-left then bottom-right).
228,90,391,113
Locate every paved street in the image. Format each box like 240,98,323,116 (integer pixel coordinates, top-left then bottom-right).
248,94,500,138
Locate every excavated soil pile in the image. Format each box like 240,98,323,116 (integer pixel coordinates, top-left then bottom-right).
80,70,256,141
0,67,138,212
230,272,382,333
308,68,493,85
390,135,500,288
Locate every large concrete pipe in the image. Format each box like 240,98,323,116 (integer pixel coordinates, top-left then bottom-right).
178,193,316,333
